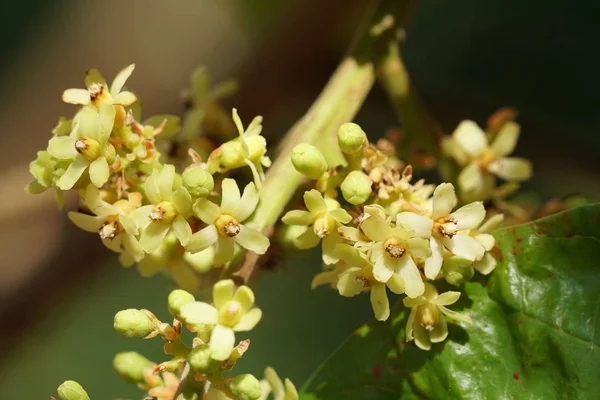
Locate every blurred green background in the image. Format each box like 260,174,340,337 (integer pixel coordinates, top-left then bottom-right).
0,1,598,398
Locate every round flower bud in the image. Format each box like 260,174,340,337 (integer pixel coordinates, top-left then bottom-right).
291,144,327,179
443,256,475,286
57,380,90,400
168,289,195,319
337,122,367,154
188,344,214,373
228,374,262,400
113,309,154,337
182,167,214,198
340,171,373,205
113,351,153,384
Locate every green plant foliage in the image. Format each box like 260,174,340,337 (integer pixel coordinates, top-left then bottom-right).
301,204,600,399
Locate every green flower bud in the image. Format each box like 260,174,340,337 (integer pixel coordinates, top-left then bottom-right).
168,289,195,319
291,144,327,179
113,351,153,384
340,171,372,205
182,167,214,197
443,256,475,286
113,309,154,337
57,380,89,400
228,374,262,400
337,122,367,154
188,344,215,373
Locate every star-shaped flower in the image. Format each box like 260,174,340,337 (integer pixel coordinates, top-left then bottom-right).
186,179,269,265
62,64,137,107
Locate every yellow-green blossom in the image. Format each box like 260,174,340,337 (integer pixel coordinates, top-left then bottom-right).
282,189,352,265
179,280,262,361
62,64,137,107
470,213,504,275
186,178,269,265
258,367,299,400
47,105,116,190
403,283,471,350
424,183,486,280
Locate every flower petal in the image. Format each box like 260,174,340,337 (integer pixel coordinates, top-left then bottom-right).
57,156,88,190
140,222,171,253
478,214,504,233
47,136,77,159
110,64,135,95
230,182,259,222
474,252,496,275
360,215,392,242
97,104,116,142
491,121,519,157
213,279,235,309
396,212,433,238
337,268,364,297
180,301,218,325
68,212,104,232
413,322,432,350
407,237,432,261
441,234,485,261
453,120,488,157
233,286,255,312
89,157,110,188
405,308,417,342
431,183,456,220
209,325,236,361
457,162,483,193
84,69,107,88
158,165,175,200
373,256,394,283
236,225,269,254
386,273,405,294
329,208,352,224
102,235,123,253
186,225,219,253
220,178,241,215
303,189,326,215
321,232,340,265
294,228,320,249
432,291,461,306
398,255,424,298
282,210,314,226
370,283,390,321
172,187,192,215
77,106,100,140
172,214,192,246
429,313,448,343
450,201,486,230
112,91,137,106
475,233,495,251
487,157,532,182
62,89,91,105
118,215,138,235
144,170,161,205
439,305,472,324
337,226,362,242
122,234,145,262
213,236,235,265
128,205,153,230
335,244,370,268
193,199,220,224
234,308,262,332
424,237,444,280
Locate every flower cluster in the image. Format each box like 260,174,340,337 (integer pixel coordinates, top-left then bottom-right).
283,121,525,349
26,65,271,288
109,279,297,400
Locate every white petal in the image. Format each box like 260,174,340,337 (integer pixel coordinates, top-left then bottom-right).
118,215,138,235
62,88,91,105
180,301,218,325
144,170,162,205
127,205,153,230
478,214,504,233
209,325,236,361
424,237,443,280
213,280,235,309
487,157,532,182
186,225,219,253
329,208,352,224
193,198,220,224
321,232,341,265
453,120,488,156
370,284,390,321
337,268,364,297
398,255,424,298
68,212,104,232
112,91,137,106
373,256,394,283
110,64,135,95
213,236,235,265
335,244,370,268
450,201,486,230
89,157,110,187
441,234,485,261
396,212,433,238
457,162,483,193
235,225,269,255
172,214,192,245
57,156,88,190
490,121,519,157
407,237,432,261
303,189,326,214
231,182,259,222
386,273,405,294
47,136,77,159
158,165,175,200
294,228,320,249
475,233,495,251
122,234,145,262
234,308,262,332
172,187,192,215
140,222,171,253
233,286,255,311
360,215,392,242
220,178,241,215
102,235,123,253
431,183,457,220
282,210,314,226
474,252,496,275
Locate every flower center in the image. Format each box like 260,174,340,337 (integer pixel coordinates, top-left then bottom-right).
150,201,177,223
419,304,438,331
477,149,497,168
434,216,457,238
313,214,336,238
218,301,242,327
75,137,101,160
99,220,121,240
383,237,405,258
215,214,240,238
89,83,105,100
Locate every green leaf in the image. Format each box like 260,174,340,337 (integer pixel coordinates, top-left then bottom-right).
301,204,600,399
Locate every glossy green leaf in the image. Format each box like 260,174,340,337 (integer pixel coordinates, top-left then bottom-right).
301,204,600,399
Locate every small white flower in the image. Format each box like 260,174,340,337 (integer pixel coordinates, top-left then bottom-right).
186,179,269,265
